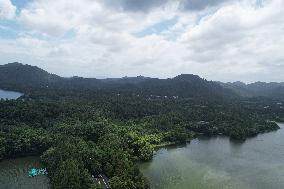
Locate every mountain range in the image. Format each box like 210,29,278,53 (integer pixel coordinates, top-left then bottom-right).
0,62,283,100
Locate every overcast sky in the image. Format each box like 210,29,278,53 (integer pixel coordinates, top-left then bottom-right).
0,0,283,82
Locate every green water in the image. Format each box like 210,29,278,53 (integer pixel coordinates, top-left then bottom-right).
140,123,284,189
0,156,50,189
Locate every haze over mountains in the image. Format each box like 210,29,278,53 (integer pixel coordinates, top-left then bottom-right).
1,62,284,100
222,81,284,99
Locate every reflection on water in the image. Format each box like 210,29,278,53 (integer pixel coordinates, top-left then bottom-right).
140,123,284,189
0,89,23,100
0,157,50,189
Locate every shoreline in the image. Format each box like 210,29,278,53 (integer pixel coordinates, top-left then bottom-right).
152,122,283,152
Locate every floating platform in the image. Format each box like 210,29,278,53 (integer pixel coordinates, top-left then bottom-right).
28,168,48,177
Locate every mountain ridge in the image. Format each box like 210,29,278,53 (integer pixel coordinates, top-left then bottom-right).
2,62,284,100
0,62,236,99
222,81,284,99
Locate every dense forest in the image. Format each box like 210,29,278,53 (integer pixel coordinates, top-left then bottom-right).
0,63,283,189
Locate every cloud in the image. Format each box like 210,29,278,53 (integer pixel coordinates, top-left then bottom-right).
0,0,16,19
102,0,234,12
19,0,182,37
103,0,167,12
0,0,284,82
178,0,284,82
180,0,233,11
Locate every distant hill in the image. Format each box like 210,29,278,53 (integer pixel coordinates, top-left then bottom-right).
0,62,237,99
0,62,62,90
0,62,103,91
222,81,284,99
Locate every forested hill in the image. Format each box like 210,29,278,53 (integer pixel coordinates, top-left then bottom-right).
0,62,60,87
221,81,284,100
0,62,101,91
0,62,236,99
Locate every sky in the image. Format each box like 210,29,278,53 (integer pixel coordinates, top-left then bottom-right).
0,0,283,82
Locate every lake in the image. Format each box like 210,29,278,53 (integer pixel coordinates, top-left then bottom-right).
0,156,50,189
140,123,284,189
0,89,22,100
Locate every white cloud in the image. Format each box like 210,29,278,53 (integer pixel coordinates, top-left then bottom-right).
178,0,284,82
19,0,179,37
0,0,16,19
0,0,284,82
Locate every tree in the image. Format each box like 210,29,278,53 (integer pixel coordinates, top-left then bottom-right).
0,133,6,160
52,159,96,189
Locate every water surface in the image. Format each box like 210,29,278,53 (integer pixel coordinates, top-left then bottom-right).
140,123,284,189
0,89,22,100
0,156,50,189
